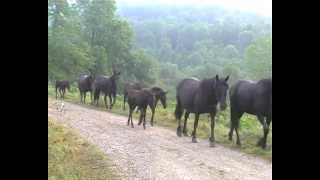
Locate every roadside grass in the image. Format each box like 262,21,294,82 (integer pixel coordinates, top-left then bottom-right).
48,117,119,180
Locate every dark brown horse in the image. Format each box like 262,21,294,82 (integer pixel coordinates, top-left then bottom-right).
123,82,146,110
229,79,272,149
175,75,229,147
78,74,94,104
55,80,70,100
92,71,120,109
126,89,156,129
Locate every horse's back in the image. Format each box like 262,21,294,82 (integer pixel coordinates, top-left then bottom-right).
230,79,271,115
176,78,200,111
78,75,91,91
127,89,152,107
56,80,69,88
254,79,272,115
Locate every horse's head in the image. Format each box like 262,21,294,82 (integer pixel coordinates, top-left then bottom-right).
88,75,94,84
111,71,121,81
151,87,167,109
215,75,229,111
159,90,167,109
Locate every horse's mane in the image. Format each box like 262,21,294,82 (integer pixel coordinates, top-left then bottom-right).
199,78,215,94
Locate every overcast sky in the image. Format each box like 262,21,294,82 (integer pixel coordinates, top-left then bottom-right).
115,0,272,17
67,0,272,17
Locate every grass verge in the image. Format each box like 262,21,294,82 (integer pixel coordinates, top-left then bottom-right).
48,117,119,180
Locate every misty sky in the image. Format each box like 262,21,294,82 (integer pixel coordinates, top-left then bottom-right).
116,0,272,17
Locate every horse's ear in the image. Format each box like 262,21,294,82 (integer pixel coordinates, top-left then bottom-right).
215,75,219,81
225,75,229,82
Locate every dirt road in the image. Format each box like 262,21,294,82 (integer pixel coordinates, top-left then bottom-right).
48,98,272,180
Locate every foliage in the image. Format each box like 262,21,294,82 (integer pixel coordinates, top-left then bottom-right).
245,35,272,80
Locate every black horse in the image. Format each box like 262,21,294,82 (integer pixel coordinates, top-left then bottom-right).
55,80,70,100
149,87,167,109
126,89,156,129
92,71,120,109
78,74,94,104
137,87,167,125
228,79,272,149
123,82,146,110
175,75,229,147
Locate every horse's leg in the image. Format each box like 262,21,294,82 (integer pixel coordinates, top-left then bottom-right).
138,108,143,125
131,105,136,128
83,92,86,104
109,94,112,109
183,111,190,136
229,109,243,146
61,88,64,99
62,88,66,99
191,113,200,143
123,94,126,110
261,115,272,149
128,107,133,126
112,94,116,107
209,111,217,147
256,114,266,147
176,111,183,137
150,107,155,126
59,89,63,99
143,108,147,129
104,95,108,109
97,94,100,106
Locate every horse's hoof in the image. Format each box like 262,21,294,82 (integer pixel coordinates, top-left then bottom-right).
210,141,215,147
192,137,198,143
177,127,182,137
177,131,182,137
143,125,146,130
183,131,189,136
236,141,241,146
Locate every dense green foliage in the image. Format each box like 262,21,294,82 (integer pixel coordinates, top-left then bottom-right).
48,0,272,96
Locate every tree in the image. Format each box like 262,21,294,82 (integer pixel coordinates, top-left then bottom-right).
238,31,254,54
224,44,239,59
48,0,94,81
245,35,272,80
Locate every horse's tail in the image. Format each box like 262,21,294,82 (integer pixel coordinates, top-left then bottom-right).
174,95,183,120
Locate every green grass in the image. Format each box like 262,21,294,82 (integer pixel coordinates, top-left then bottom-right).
49,85,272,161
48,117,119,180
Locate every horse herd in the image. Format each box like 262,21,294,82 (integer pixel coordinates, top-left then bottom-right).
55,71,272,149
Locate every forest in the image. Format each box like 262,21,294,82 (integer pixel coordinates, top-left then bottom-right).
48,0,272,97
